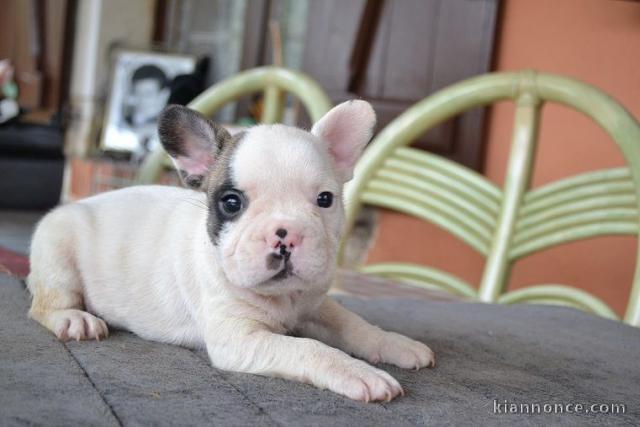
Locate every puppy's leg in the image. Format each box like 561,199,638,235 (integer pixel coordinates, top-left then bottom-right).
205,318,403,402
27,212,108,342
299,297,435,370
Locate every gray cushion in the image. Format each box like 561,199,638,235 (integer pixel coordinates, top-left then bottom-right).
1,274,638,426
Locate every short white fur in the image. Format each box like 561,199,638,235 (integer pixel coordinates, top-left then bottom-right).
27,100,434,402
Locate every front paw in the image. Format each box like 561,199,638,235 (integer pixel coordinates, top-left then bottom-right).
368,331,435,370
325,358,404,402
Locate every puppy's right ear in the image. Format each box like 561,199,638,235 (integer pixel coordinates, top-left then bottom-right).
158,105,231,189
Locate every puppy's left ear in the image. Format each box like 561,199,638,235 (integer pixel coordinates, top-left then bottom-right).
311,100,376,182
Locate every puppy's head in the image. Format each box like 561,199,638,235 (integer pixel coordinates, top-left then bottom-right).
158,101,375,295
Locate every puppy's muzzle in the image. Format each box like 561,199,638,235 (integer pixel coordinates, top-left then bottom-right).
265,226,301,280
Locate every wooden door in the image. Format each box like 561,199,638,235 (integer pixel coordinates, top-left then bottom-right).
0,0,75,117
302,0,499,170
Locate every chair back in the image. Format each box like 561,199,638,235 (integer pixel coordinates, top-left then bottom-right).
342,70,640,326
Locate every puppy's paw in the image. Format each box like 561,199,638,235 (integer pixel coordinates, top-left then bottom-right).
368,331,435,370
49,309,109,342
326,358,403,402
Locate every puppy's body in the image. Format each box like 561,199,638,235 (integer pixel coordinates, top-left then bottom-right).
30,186,210,346
28,102,434,402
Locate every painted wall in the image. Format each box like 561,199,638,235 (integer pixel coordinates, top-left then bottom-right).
366,0,640,316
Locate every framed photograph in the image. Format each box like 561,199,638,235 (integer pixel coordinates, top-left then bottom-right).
101,50,197,158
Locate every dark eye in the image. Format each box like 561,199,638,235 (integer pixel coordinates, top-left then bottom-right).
219,191,243,216
317,191,334,208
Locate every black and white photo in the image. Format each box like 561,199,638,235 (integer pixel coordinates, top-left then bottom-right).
101,51,196,158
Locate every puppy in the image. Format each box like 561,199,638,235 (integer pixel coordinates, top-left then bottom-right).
27,101,434,402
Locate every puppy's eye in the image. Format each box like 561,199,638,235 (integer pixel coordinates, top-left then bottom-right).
317,191,334,208
219,191,243,216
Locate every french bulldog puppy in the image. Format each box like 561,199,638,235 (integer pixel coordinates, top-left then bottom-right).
27,101,434,402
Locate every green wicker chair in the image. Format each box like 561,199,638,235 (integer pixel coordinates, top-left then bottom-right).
342,70,640,326
136,66,332,184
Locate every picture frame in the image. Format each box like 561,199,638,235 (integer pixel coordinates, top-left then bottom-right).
100,50,197,158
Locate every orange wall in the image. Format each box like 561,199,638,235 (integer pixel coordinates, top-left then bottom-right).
366,0,640,316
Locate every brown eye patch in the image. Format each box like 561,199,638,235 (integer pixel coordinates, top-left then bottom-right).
208,181,248,244
205,132,246,245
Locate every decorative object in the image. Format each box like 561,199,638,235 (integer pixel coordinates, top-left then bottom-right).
101,51,196,159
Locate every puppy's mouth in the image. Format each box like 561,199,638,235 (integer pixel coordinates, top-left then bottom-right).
272,263,293,281
266,245,296,282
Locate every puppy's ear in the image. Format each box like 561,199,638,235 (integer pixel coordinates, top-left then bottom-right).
311,100,376,182
158,105,231,189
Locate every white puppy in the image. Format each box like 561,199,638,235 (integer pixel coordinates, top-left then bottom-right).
27,101,434,402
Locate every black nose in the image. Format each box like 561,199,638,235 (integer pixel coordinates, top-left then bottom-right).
275,228,287,238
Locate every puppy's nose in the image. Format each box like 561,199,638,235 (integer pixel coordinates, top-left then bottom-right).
266,225,303,250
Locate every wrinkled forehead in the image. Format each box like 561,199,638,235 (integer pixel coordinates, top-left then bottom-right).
230,125,335,192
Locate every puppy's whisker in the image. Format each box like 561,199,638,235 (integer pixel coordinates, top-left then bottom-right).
180,197,209,211
181,196,208,206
